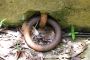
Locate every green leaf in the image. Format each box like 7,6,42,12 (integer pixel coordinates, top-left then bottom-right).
70,25,78,41
16,41,21,51
0,18,6,28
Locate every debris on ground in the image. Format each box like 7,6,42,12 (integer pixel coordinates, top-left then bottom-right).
0,29,90,60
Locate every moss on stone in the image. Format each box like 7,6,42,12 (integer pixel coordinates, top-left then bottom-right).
0,0,90,29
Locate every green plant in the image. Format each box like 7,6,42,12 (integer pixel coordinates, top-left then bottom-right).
69,25,78,41
0,18,6,28
15,41,23,60
16,41,21,51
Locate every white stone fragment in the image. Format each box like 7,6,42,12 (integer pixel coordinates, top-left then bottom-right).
5,55,17,60
71,41,87,57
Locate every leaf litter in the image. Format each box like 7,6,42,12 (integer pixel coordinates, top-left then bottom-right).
0,28,90,60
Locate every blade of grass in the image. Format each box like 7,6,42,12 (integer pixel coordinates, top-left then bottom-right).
0,18,6,28
70,25,78,41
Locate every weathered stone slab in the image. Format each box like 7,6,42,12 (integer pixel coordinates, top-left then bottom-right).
0,0,90,28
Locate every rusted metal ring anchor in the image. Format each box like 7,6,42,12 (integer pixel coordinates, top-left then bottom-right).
22,13,61,52
39,12,48,29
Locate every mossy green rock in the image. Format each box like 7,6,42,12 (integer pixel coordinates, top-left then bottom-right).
0,0,90,29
